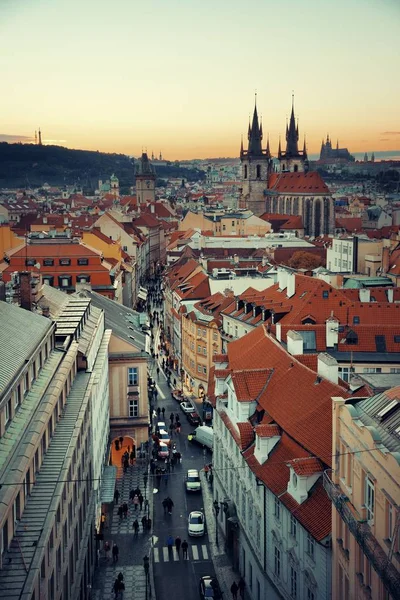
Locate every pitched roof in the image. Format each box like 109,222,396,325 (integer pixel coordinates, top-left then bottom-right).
231,369,272,402
268,171,330,195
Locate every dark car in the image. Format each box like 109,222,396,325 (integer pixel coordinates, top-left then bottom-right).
187,411,201,426
199,576,223,599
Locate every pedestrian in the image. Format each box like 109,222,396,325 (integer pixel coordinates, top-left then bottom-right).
157,367,160,379
181,539,188,560
238,577,245,599
150,459,156,474
166,497,174,514
163,472,169,486
204,464,210,481
166,534,174,548
230,581,239,600
175,413,179,422
129,489,135,503
157,407,161,418
130,450,135,465
133,494,139,510
118,505,123,520
104,540,110,560
162,498,168,515
170,412,174,423
118,572,124,584
147,516,152,530
141,515,147,532
123,457,129,473
169,423,174,436
175,536,181,555
161,407,165,418
138,492,144,511
176,421,181,434
112,543,119,563
122,502,128,519
114,488,120,504
133,519,139,535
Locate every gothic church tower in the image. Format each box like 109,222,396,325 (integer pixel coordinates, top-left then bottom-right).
239,99,273,216
278,96,308,173
135,152,156,205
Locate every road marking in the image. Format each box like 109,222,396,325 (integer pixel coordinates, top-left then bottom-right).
153,548,160,563
172,548,179,561
202,545,208,559
156,384,165,399
162,547,169,561
191,545,199,560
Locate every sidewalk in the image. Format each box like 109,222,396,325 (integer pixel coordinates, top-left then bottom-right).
92,460,154,600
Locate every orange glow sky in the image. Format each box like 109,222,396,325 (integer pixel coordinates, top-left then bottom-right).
1,0,399,159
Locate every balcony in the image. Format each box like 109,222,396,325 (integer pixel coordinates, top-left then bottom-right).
323,471,400,598
220,330,234,342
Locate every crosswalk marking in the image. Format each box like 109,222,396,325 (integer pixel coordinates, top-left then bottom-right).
154,544,209,563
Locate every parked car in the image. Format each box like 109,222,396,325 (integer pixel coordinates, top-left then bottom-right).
157,442,169,459
156,421,166,434
199,576,222,599
158,429,171,446
188,511,205,537
180,401,196,414
171,389,184,402
185,469,201,493
189,425,214,450
187,411,201,426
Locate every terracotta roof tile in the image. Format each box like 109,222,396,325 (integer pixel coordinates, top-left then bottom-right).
287,457,323,476
268,172,330,194
255,424,280,438
237,422,254,449
231,369,272,402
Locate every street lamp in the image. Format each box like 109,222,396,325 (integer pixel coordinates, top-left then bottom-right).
143,555,150,600
213,500,220,547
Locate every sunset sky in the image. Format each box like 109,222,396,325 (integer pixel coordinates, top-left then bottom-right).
1,0,399,159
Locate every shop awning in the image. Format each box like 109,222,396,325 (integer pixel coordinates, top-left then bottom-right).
100,466,117,503
138,287,148,301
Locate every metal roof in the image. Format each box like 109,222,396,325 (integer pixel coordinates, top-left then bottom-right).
350,391,400,453
0,302,53,398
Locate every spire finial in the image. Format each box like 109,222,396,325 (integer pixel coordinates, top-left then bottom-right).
292,90,294,110
255,89,257,107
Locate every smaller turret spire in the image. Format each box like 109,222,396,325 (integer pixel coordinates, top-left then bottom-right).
240,135,244,158
266,135,271,158
278,136,282,159
303,136,307,158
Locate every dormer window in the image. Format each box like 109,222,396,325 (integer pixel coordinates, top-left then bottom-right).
292,473,298,489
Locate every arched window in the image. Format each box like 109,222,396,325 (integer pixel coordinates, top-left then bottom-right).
304,200,312,236
256,164,261,178
244,165,248,179
324,198,331,234
314,199,321,237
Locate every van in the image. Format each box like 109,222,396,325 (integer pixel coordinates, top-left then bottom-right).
185,469,201,493
190,425,213,451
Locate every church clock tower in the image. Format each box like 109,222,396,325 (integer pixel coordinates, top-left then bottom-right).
135,152,156,205
239,99,273,216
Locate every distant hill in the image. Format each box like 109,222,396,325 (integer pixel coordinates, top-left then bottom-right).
0,143,205,192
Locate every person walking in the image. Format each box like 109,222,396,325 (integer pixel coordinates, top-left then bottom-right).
117,505,123,520
166,497,174,514
114,488,120,504
138,492,144,511
238,577,245,599
170,412,174,423
157,407,161,418
122,502,128,519
156,366,160,379
230,581,239,600
166,534,174,549
132,519,139,535
161,407,165,418
175,536,182,556
133,494,139,510
181,539,188,560
141,515,147,532
162,498,168,515
130,450,135,465
104,541,110,561
112,543,119,563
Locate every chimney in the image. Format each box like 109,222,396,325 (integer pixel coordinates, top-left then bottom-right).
359,288,370,303
277,267,288,291
43,216,48,224
223,288,235,298
326,316,339,348
261,255,268,267
317,352,339,384
286,272,295,298
387,288,394,303
20,271,33,311
41,304,50,318
287,330,304,355
381,246,390,274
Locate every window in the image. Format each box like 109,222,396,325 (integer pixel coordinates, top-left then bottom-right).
59,258,71,266
386,500,394,541
198,328,201,336
390,368,400,374
346,330,358,345
375,335,386,352
76,275,90,283
25,372,29,395
58,275,71,288
203,348,207,355
5,399,11,426
244,165,248,179
213,332,218,341
290,515,297,538
202,329,206,337
364,475,375,522
43,258,54,266
203,366,207,374
274,547,280,577
306,534,315,560
77,258,88,266
322,290,329,299
197,345,201,353
256,165,261,178
129,399,139,417
353,316,360,325
198,365,201,373
290,567,297,598
394,336,400,343
127,367,138,386
25,258,35,266
223,225,226,231
274,497,280,520
42,275,54,286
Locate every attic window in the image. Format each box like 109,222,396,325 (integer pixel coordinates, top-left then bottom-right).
322,291,329,299
353,316,360,325
346,330,358,345
394,336,400,343
375,335,386,353
302,316,316,325
25,258,35,266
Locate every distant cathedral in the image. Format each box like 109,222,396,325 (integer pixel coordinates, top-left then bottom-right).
319,134,354,162
239,97,334,236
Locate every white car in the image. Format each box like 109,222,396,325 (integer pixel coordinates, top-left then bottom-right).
180,401,196,414
185,469,201,493
158,429,171,446
188,511,205,537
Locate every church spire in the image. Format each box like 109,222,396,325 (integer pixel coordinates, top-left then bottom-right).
38,128,42,146
266,135,271,159
247,93,263,155
278,136,282,159
303,136,307,159
240,135,244,158
285,93,299,157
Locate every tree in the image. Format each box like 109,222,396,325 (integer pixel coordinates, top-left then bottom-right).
288,251,323,270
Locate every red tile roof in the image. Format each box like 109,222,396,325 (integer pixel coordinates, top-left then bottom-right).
268,172,330,194
255,424,281,438
237,422,254,449
231,369,272,402
287,457,323,476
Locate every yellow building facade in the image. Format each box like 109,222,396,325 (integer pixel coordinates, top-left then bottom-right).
327,392,400,600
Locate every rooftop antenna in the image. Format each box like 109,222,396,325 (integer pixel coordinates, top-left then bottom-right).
38,128,42,146
34,130,37,145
